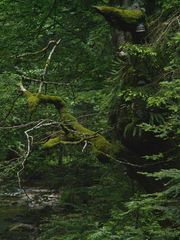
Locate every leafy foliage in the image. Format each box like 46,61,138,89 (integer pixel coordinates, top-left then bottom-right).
0,0,179,240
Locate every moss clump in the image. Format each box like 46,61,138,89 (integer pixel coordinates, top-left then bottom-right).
38,95,65,109
24,91,65,113
43,136,61,148
24,91,40,112
94,6,145,31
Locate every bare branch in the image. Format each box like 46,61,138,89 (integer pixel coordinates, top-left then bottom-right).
22,76,68,86
19,81,27,92
82,141,88,152
38,38,61,93
0,120,60,129
17,119,59,200
17,40,56,58
15,68,69,86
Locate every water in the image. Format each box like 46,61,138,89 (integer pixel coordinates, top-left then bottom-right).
0,185,60,240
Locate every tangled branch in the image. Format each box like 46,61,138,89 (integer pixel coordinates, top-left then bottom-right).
17,119,59,199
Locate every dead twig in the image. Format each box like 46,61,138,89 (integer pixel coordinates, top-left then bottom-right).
17,40,56,58
21,73,68,86
15,67,69,87
38,38,61,93
0,119,59,129
17,119,60,200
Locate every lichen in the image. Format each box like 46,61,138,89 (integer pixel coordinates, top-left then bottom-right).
94,6,145,31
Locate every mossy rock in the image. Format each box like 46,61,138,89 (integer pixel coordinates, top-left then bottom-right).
94,5,145,32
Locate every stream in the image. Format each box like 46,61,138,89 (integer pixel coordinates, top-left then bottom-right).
0,184,60,240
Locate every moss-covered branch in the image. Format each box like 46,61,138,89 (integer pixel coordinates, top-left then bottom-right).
22,88,117,162
94,6,145,32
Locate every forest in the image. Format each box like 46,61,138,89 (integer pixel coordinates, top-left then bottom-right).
0,0,179,239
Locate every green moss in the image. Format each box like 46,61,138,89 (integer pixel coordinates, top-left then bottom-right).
23,90,122,163
94,6,145,31
43,137,61,148
93,135,112,153
24,91,40,112
60,112,112,154
43,113,113,159
39,94,65,109
23,91,65,112
60,109,78,123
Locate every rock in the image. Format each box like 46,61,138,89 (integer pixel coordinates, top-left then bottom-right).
1,187,60,209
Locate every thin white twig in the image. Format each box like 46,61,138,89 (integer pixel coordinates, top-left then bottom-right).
38,38,61,93
19,82,27,92
17,119,59,200
82,141,88,152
